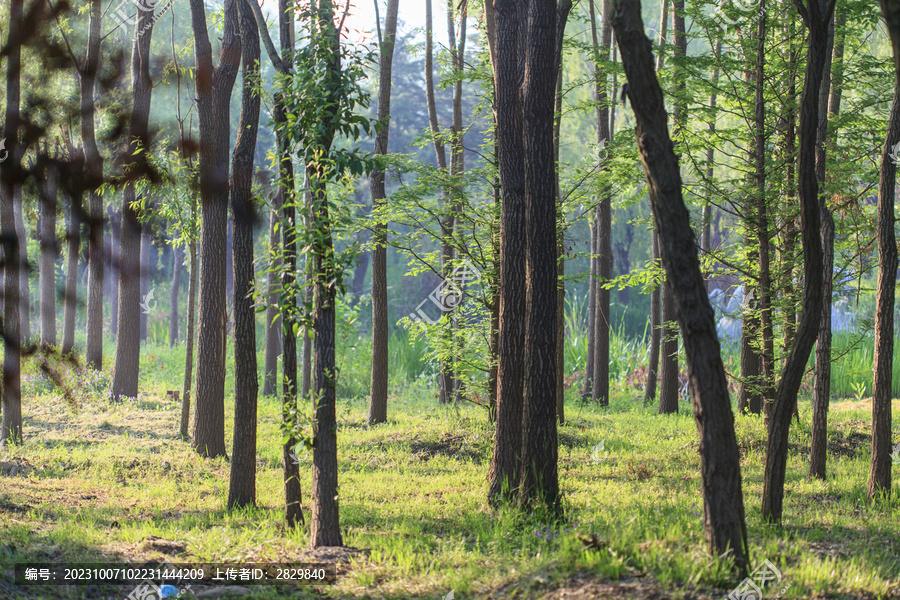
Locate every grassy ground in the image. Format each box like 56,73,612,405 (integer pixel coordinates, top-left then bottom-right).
1,340,899,600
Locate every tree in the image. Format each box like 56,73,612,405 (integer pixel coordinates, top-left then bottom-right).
169,243,183,346
61,142,81,356
1,0,24,444
761,0,832,524
111,5,157,401
368,0,400,427
188,0,241,457
139,223,152,342
228,0,261,509
262,189,282,397
611,0,749,570
37,149,59,348
588,0,612,408
487,0,528,505
869,0,900,500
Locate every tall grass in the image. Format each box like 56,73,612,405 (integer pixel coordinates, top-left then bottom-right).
830,332,900,398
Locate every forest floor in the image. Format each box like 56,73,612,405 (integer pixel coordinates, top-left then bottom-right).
0,344,899,600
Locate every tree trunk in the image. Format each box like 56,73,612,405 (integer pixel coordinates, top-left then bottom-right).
263,191,282,397
228,0,260,510
15,189,31,344
518,0,569,509
39,157,59,348
701,38,721,261
111,3,156,401
109,209,120,337
139,223,151,342
0,0,24,444
869,0,900,500
810,10,840,480
780,18,799,358
169,243,183,346
761,0,831,524
180,238,197,439
368,0,400,427
487,0,528,505
61,189,79,355
589,0,612,407
612,0,749,569
188,0,240,458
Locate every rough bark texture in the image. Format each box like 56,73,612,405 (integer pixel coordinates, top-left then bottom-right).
0,0,24,444
761,0,831,524
189,0,240,458
810,10,839,480
39,157,59,348
488,0,528,505
169,243,183,347
262,191,282,397
368,0,400,427
870,0,900,500
612,0,749,570
111,4,155,401
589,0,612,408
227,0,260,510
518,0,565,509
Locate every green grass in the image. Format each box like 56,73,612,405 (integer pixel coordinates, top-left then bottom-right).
1,335,899,600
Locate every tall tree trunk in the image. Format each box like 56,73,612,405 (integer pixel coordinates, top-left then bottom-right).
109,209,120,337
761,0,831,524
111,3,156,401
189,0,240,458
701,38,721,261
169,243,183,346
139,223,151,342
589,0,612,408
612,0,749,569
487,0,528,505
368,0,400,426
62,189,80,355
644,0,667,404
39,158,59,348
83,0,104,371
553,16,568,423
780,18,799,358
15,189,31,344
181,237,197,439
263,191,282,397
228,0,261,510
869,0,900,500
0,0,24,444
518,0,570,508
810,9,839,480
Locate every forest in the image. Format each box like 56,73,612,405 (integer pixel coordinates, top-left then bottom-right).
0,0,898,598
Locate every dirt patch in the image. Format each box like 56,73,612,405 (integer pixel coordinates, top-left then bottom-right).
409,432,484,462
828,431,869,458
0,457,34,476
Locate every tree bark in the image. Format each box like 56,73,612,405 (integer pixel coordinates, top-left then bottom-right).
109,209,120,337
612,0,749,569
869,0,900,500
487,0,528,505
589,0,612,407
169,243,183,346
368,0,400,426
15,189,30,344
181,237,197,439
262,190,282,397
111,2,156,401
761,0,831,524
0,0,24,444
139,223,151,342
189,0,240,457
61,186,79,355
228,0,261,510
38,156,59,348
810,9,840,480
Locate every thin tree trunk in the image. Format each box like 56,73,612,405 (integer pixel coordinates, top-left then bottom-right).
761,0,831,524
701,38,721,262
180,238,197,439
263,191,282,397
810,9,840,480
111,3,156,401
368,0,400,426
869,0,900,500
140,223,151,342
589,0,612,407
188,0,240,458
110,209,120,337
169,243,183,346
612,0,749,568
228,0,260,509
61,188,79,355
15,189,30,344
39,157,59,348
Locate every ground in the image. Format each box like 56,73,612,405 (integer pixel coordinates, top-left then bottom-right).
0,349,899,600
